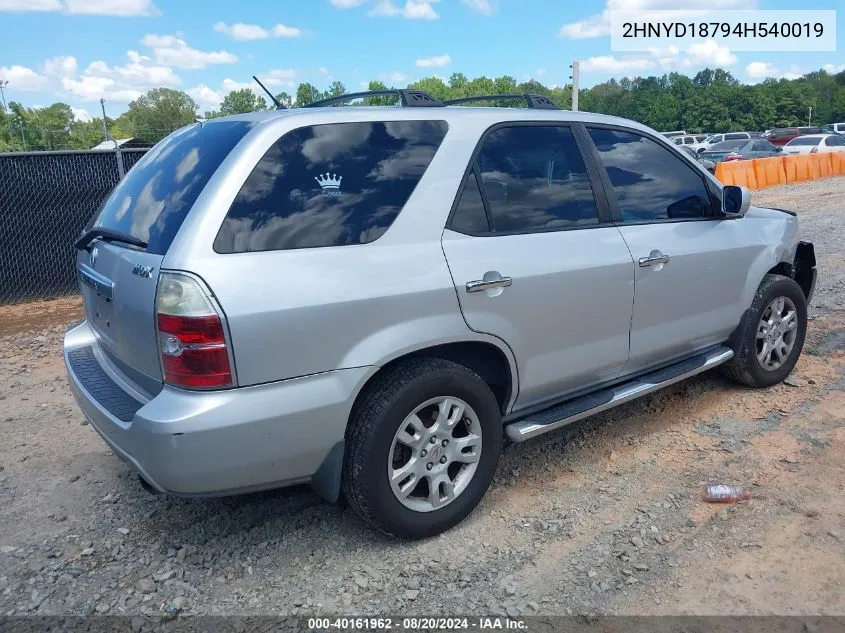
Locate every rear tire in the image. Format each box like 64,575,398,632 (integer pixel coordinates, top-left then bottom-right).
722,273,807,388
343,357,502,539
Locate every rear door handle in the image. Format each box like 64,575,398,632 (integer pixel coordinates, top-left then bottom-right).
466,276,512,293
638,250,670,267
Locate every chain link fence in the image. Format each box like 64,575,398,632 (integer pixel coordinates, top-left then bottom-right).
0,148,148,305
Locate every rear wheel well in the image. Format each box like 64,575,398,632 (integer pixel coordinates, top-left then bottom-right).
358,342,513,416
766,262,793,278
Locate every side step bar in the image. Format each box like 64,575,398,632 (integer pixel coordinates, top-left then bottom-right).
505,346,734,443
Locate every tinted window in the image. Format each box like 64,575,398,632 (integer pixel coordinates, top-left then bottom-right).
799,127,822,134
93,121,254,255
725,133,749,140
710,140,747,151
787,137,821,146
752,141,774,151
450,172,490,234
825,135,844,146
588,128,711,222
215,121,448,253
475,126,599,232
683,137,694,145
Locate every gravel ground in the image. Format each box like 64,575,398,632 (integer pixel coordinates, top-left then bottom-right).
1,177,844,619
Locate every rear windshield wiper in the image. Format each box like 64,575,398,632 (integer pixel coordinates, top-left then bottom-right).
75,227,148,251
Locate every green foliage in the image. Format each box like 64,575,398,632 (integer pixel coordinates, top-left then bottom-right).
3,68,845,153
119,88,198,143
219,89,267,116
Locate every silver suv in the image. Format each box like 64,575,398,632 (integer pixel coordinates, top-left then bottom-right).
64,90,817,539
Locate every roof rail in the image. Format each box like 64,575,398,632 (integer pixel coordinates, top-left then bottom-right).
442,93,560,110
300,89,444,108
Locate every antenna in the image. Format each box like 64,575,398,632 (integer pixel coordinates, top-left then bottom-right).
253,75,284,109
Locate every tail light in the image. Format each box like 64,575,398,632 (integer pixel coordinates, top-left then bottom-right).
724,153,742,161
155,272,234,389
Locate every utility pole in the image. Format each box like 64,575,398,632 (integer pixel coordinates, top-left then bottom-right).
569,60,580,112
101,98,124,179
808,106,813,126
0,80,8,112
18,117,26,151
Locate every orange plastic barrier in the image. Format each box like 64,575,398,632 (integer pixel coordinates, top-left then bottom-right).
752,157,787,189
714,159,758,189
715,152,845,188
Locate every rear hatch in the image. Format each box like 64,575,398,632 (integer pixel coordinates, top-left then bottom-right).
76,120,255,388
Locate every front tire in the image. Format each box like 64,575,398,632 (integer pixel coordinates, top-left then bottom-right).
343,358,502,539
723,273,807,388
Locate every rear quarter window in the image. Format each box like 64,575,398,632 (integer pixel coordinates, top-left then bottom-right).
92,121,254,256
214,120,448,253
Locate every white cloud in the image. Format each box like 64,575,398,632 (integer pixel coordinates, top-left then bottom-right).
385,71,409,83
42,55,78,77
581,55,655,73
559,0,757,39
461,0,493,14
71,106,92,122
534,68,547,77
330,0,365,6
416,54,451,68
214,22,269,41
61,75,143,102
0,0,158,13
682,40,736,68
64,0,158,16
260,68,297,87
823,63,845,75
0,65,49,91
370,0,439,20
214,21,302,40
0,0,61,10
272,23,302,37
745,61,805,82
188,84,223,111
141,34,237,70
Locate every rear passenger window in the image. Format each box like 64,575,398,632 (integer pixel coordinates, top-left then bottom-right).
450,172,490,234
725,133,747,140
472,126,599,232
214,120,448,253
588,128,712,222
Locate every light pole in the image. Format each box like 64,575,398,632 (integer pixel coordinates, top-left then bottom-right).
0,80,8,112
569,61,580,112
808,106,813,126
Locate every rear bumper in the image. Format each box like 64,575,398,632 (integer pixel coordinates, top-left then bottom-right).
64,321,370,496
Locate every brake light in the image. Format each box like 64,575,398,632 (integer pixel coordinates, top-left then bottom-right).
724,153,742,161
155,272,233,389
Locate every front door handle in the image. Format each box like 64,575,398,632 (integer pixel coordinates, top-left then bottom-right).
638,250,670,267
466,275,512,293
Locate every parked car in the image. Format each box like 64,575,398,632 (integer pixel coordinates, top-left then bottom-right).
821,123,845,135
699,139,782,162
783,133,845,155
679,144,716,173
763,127,823,146
672,134,708,152
698,132,753,152
64,90,817,539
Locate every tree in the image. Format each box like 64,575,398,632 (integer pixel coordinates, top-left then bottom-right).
295,83,323,106
327,81,346,98
122,88,198,142
219,89,267,116
274,91,293,109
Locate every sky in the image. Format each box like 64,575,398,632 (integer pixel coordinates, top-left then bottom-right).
0,0,843,121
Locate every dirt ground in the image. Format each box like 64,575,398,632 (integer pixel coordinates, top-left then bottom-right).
0,177,844,619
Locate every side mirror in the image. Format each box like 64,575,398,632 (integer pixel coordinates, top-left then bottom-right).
722,185,750,218
776,146,783,152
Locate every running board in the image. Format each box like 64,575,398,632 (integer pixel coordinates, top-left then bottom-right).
505,346,734,443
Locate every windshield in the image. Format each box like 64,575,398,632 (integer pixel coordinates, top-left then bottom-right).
92,120,255,255
787,137,822,146
709,140,747,151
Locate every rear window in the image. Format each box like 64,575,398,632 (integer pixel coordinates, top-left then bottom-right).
92,121,254,255
710,140,747,151
787,137,821,146
214,120,448,253
724,133,749,140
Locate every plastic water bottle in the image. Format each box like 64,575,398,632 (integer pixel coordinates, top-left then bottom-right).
702,484,751,503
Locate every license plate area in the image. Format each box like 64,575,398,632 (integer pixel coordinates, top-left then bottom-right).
79,263,115,330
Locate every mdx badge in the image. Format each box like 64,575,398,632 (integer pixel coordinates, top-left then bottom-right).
132,264,155,279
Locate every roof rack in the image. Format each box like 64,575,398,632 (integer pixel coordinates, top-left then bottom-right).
442,93,560,110
300,89,444,109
